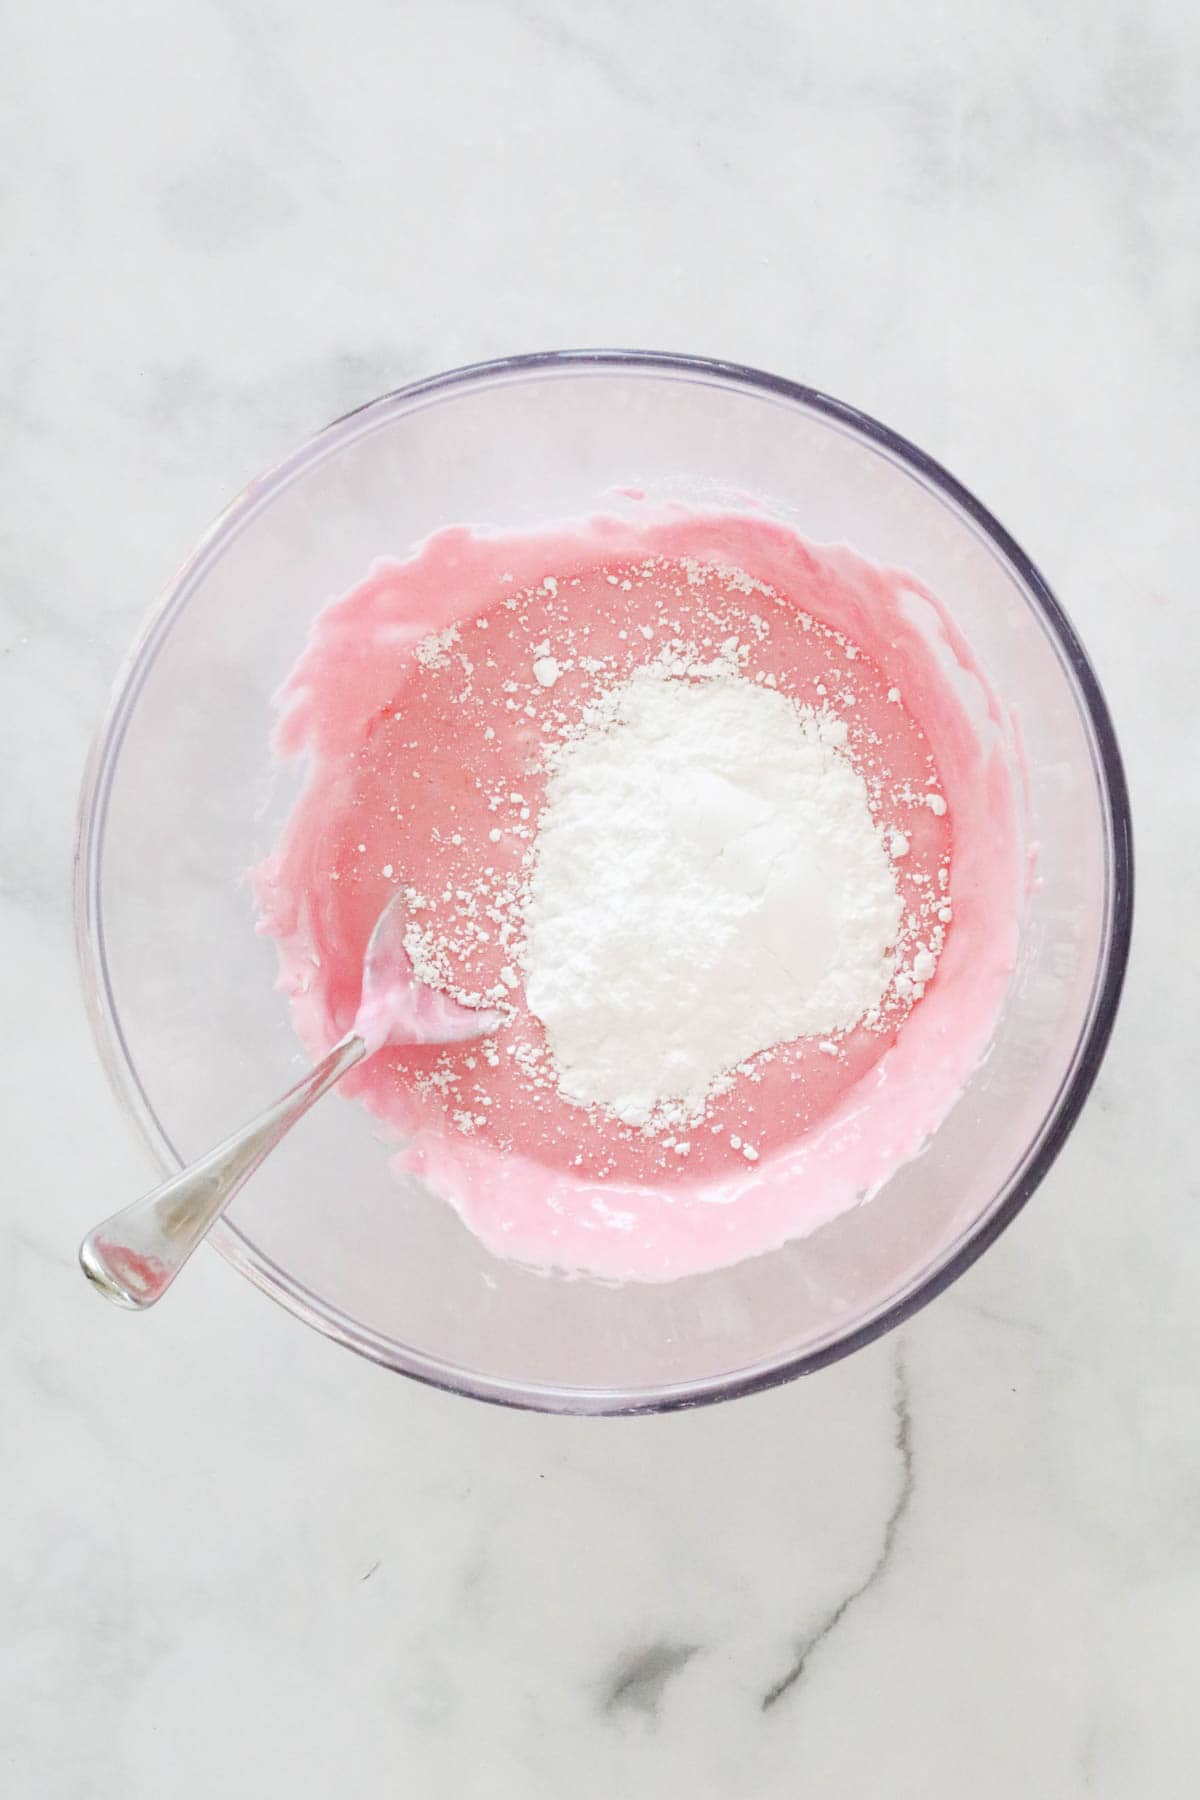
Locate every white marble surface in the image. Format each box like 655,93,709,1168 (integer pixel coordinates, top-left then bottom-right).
2,2,1195,1794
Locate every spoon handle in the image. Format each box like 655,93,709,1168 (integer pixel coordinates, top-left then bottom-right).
79,1034,367,1310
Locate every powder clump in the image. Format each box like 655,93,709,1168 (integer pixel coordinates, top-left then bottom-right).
521,661,903,1128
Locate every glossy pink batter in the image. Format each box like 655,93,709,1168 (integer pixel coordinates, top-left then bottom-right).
253,505,1020,1280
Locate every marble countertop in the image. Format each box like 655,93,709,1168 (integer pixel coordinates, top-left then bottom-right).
3,3,1193,1794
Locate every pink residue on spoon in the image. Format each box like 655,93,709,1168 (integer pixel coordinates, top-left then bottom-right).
351,898,502,1057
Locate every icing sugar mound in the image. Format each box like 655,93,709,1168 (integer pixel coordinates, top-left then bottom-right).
520,661,904,1128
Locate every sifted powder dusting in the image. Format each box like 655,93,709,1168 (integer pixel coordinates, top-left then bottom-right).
521,661,904,1128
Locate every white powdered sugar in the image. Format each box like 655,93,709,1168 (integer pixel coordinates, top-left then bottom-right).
520,662,904,1128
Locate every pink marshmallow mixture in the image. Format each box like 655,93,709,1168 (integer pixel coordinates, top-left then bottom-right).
252,504,1021,1280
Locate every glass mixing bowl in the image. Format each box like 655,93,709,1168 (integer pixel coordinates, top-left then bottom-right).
76,351,1132,1413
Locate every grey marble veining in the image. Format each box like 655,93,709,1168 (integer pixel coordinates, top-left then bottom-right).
761,1344,914,1712
2,2,1196,1795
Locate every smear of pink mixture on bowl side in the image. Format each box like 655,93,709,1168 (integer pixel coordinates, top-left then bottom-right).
252,505,1021,1281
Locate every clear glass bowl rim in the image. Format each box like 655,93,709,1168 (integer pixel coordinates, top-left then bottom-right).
75,348,1135,1415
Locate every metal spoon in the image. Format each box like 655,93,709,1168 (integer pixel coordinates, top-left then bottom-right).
78,892,502,1310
